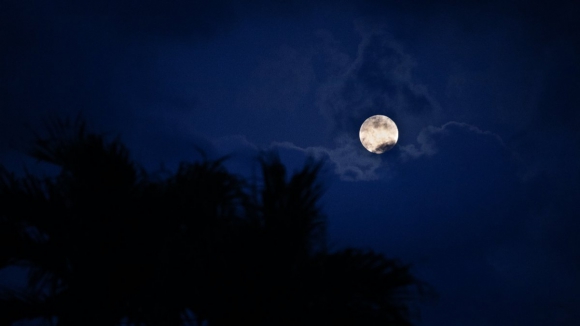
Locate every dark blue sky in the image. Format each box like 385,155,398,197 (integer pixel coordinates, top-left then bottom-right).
2,0,580,325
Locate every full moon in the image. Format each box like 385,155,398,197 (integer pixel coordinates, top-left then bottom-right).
359,115,398,154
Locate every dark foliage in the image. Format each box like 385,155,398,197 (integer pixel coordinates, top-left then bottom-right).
0,119,433,326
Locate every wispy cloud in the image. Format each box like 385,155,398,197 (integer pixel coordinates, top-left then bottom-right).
400,121,509,161
314,23,440,138
272,137,383,181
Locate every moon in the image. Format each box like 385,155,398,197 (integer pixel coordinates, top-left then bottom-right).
359,115,398,154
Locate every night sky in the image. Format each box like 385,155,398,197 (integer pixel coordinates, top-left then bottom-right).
2,0,580,325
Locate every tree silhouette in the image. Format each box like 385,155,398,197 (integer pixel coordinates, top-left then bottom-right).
0,118,433,326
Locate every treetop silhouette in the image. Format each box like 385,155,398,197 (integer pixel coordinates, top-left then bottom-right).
0,118,433,326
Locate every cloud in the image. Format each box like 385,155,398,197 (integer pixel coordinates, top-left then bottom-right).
209,134,382,182
225,121,513,183
225,23,446,183
273,137,383,181
399,121,509,161
314,24,440,139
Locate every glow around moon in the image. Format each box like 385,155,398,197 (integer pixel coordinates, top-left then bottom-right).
359,115,399,154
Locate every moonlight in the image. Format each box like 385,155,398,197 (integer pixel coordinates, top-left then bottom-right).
359,115,399,154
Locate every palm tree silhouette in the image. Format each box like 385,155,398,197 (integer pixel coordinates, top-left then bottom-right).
0,118,433,326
